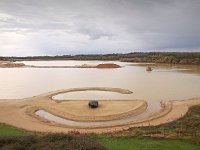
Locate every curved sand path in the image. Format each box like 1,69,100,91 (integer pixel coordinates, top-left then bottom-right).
33,100,147,122
0,87,199,133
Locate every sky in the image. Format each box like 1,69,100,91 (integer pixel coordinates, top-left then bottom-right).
0,0,200,56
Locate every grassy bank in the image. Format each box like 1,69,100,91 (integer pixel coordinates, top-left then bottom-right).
109,105,200,144
0,134,105,150
96,104,200,149
97,137,200,150
0,105,200,149
0,124,26,137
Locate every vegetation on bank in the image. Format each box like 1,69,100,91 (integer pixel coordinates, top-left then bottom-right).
96,137,200,150
0,134,105,150
106,105,200,144
0,124,26,137
1,52,200,65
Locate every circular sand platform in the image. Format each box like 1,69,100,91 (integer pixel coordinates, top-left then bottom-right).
34,100,147,122
0,87,200,133
26,87,146,122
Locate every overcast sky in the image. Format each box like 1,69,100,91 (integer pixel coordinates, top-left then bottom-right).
0,0,200,56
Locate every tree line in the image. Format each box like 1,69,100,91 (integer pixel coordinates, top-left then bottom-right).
1,52,200,65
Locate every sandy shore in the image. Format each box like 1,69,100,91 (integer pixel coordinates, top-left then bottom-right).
27,63,121,69
0,61,121,69
0,61,25,68
0,87,200,133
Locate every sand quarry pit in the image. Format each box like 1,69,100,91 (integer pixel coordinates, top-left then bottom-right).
0,87,200,133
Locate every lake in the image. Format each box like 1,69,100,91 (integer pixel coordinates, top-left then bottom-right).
0,60,200,114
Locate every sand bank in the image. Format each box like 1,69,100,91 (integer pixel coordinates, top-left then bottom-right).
27,63,121,69
0,87,199,133
0,61,120,69
33,100,147,122
0,61,25,68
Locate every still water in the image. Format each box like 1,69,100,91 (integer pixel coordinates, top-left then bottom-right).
0,61,200,113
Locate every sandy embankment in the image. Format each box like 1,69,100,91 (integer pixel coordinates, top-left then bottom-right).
77,63,121,68
0,87,199,133
34,100,147,122
0,61,121,69
0,61,25,68
28,63,121,69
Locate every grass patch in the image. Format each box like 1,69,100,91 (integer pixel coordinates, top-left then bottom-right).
0,124,27,137
97,136,200,150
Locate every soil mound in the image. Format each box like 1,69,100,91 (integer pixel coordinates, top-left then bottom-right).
96,63,121,68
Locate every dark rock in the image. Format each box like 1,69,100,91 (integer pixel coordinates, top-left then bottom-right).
146,66,152,71
88,100,98,108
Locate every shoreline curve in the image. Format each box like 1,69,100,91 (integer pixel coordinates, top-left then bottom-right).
0,87,199,133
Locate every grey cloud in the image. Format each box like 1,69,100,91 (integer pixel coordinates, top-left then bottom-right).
72,15,114,40
0,0,199,56
76,26,113,40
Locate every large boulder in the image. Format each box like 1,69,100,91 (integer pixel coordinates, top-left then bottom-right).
88,100,99,108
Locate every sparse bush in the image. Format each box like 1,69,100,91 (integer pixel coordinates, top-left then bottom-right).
0,134,106,150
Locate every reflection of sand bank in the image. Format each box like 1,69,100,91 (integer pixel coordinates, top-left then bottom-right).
0,87,199,133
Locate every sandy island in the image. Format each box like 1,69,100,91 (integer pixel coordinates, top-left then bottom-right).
0,87,200,133
0,61,121,69
0,61,25,68
28,63,121,69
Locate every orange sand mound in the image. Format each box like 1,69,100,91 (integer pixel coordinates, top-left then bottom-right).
96,63,121,68
78,63,121,68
